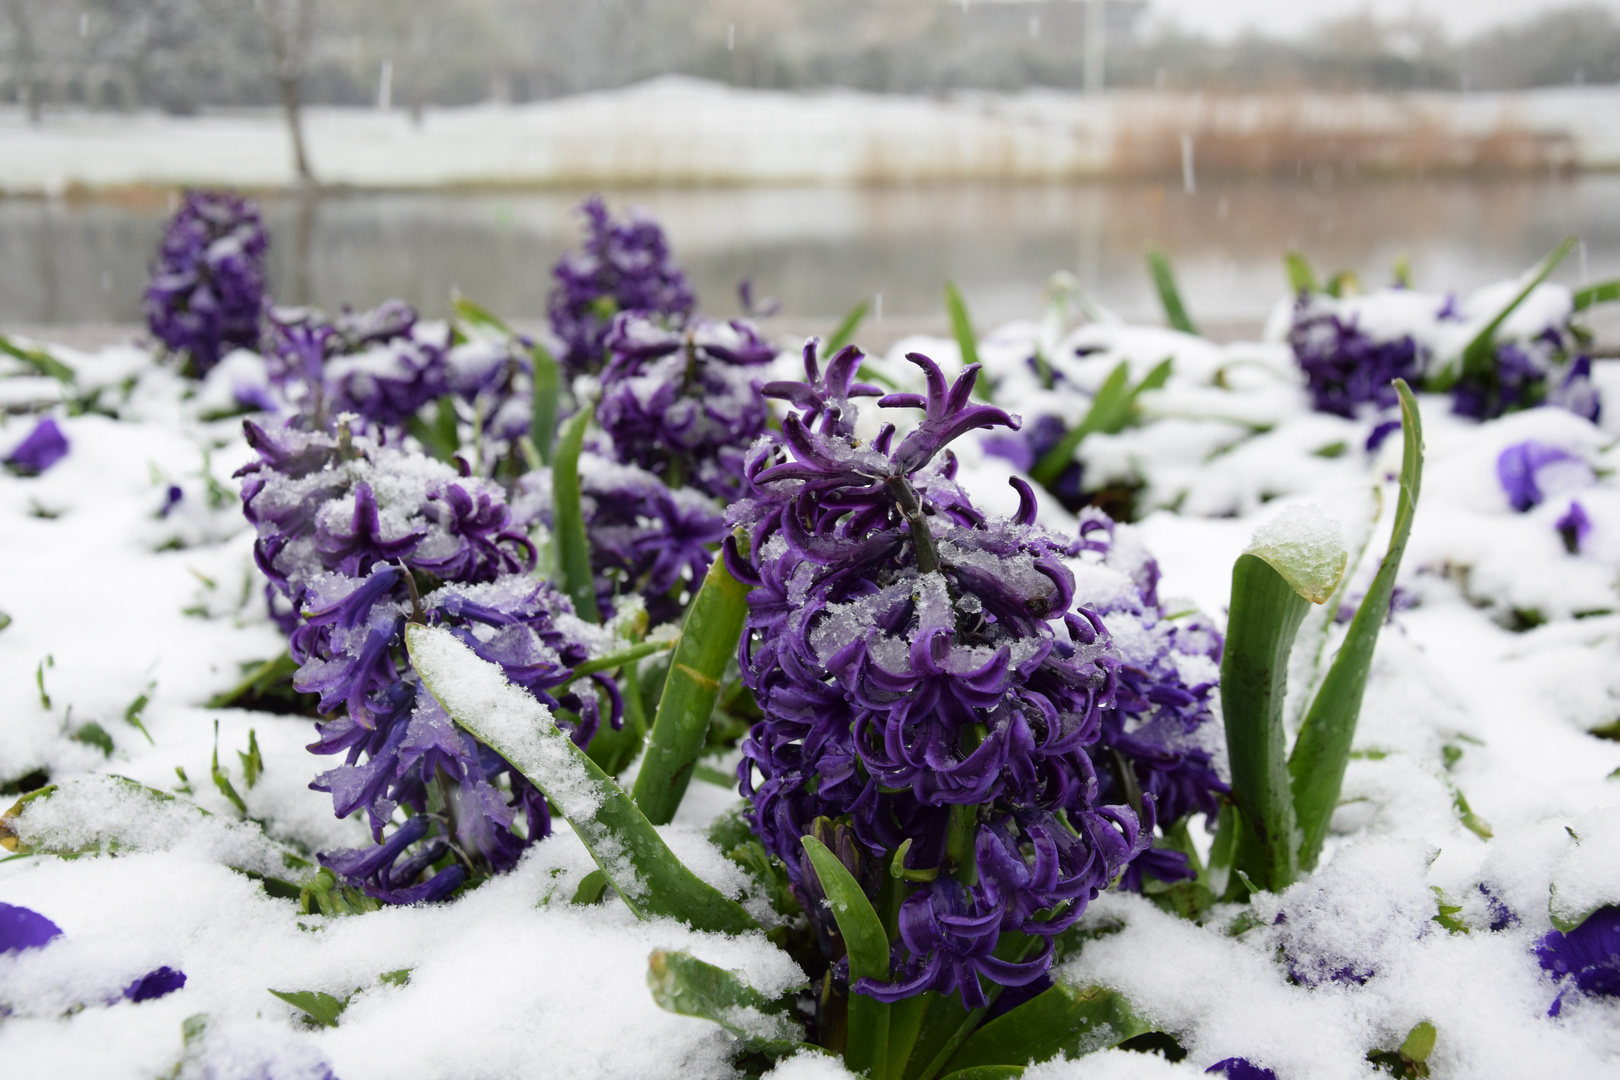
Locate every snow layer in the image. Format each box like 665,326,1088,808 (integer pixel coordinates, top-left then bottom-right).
2,310,1618,1078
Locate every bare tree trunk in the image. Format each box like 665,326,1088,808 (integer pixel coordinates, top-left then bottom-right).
9,0,42,125
260,0,317,188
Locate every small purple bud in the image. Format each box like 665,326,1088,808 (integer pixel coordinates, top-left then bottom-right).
5,418,69,476
1206,1059,1279,1080
0,902,63,953
1557,500,1592,555
124,965,187,1002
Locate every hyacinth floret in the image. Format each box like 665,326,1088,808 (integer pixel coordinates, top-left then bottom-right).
730,346,1155,1008
264,302,453,430
1287,296,1421,419
598,312,776,500
549,196,696,376
238,419,610,903
144,189,269,377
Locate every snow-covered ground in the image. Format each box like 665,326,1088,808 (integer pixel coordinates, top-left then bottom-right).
3,79,1620,193
1,302,1619,1078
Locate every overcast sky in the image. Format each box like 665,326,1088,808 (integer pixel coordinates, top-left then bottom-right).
1145,0,1620,40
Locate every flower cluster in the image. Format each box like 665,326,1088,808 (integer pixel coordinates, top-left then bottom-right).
1536,904,1620,1016
264,302,453,431
1287,286,1601,424
238,419,610,903
729,344,1154,1008
144,189,269,378
1072,511,1226,890
598,313,777,500
576,450,728,625
549,197,696,377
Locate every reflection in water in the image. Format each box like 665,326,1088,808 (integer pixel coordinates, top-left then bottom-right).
2,178,1618,329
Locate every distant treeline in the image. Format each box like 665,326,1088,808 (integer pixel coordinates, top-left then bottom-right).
3,0,1619,117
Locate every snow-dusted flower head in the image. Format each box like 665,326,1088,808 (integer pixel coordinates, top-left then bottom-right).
728,346,1153,1008
144,189,269,378
575,450,728,625
548,196,696,377
1287,284,1601,423
238,420,609,904
1536,905,1620,1016
4,417,69,477
598,313,776,500
264,301,454,431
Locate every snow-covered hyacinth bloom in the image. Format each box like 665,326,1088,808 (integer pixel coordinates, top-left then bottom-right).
573,450,728,625
548,196,696,377
598,312,777,500
1536,905,1620,1016
238,419,610,903
1286,283,1601,423
264,302,454,432
1495,440,1594,513
4,417,69,476
727,344,1155,1009
144,189,269,378
1071,511,1227,890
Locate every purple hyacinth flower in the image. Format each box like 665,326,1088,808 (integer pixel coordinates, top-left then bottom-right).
124,966,187,1002
1536,905,1620,1016
1287,298,1421,418
0,902,63,953
1206,1059,1279,1080
549,197,696,376
144,189,269,377
1496,441,1591,513
5,417,69,476
1557,500,1593,555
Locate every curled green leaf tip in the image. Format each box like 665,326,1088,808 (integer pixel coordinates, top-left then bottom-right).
1243,504,1347,605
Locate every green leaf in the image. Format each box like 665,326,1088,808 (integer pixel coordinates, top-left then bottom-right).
1206,801,1239,901
647,949,809,1057
1435,236,1576,389
1290,381,1424,871
944,282,980,375
205,652,301,710
1326,271,1361,299
827,301,870,356
802,834,891,1079
211,720,247,815
73,722,114,757
1400,1020,1437,1063
406,623,756,934
530,342,561,466
1146,248,1198,335
268,988,347,1029
570,639,674,679
378,968,411,987
573,868,609,905
1284,251,1318,295
36,655,52,710
553,403,601,623
940,1069,1024,1080
1392,255,1414,289
941,983,1153,1073
407,395,462,464
1028,358,1170,490
1573,278,1620,312
0,334,75,383
238,730,263,790
1221,553,1311,893
630,549,751,825
123,683,155,745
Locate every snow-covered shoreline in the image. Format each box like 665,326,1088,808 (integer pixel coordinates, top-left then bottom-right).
4,78,1620,194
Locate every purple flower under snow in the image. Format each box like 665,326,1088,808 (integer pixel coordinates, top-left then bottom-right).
0,902,61,953
144,189,269,377
1537,905,1620,1016
4,417,69,476
1496,440,1593,513
1206,1059,1278,1080
124,966,187,1002
1557,501,1592,555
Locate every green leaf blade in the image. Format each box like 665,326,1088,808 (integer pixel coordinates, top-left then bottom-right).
1220,553,1311,893
405,623,756,935
1289,381,1424,871
1284,251,1318,295
1146,248,1198,335
802,834,891,1079
630,550,751,825
1573,278,1620,312
529,343,560,466
826,301,870,356
1439,235,1576,388
942,984,1153,1073
647,949,808,1057
268,989,346,1029
553,404,601,623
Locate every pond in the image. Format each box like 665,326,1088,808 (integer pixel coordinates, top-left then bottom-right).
3,176,1618,332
